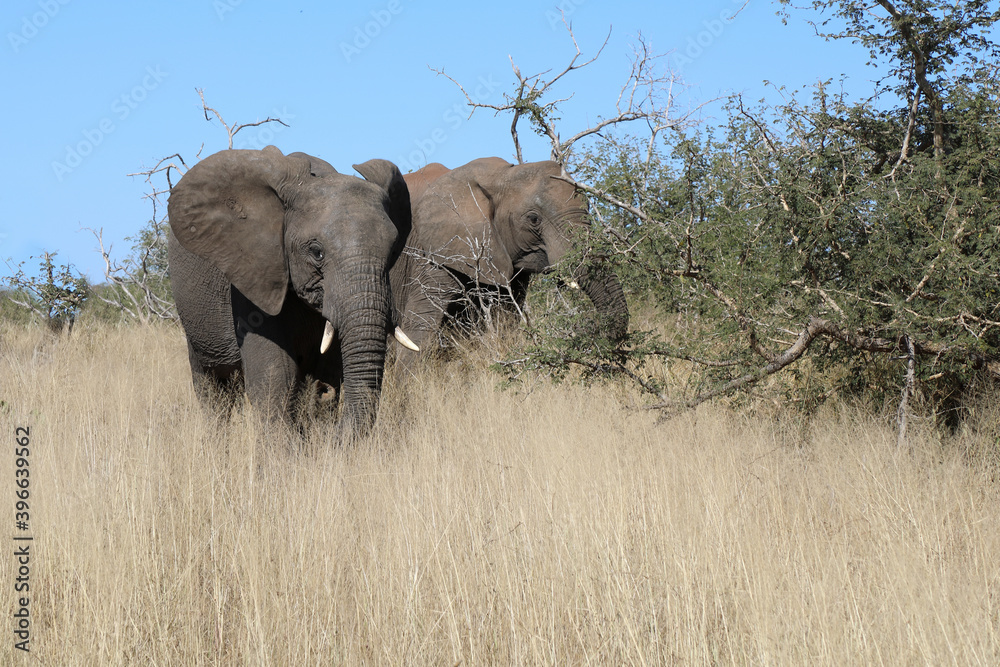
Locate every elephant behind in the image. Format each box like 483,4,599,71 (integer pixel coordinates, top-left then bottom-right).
392,157,629,375
167,145,416,438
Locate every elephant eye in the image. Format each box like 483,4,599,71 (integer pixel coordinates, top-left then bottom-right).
526,211,541,226
308,243,324,262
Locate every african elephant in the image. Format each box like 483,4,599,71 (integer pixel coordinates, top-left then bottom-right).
392,157,629,374
167,145,417,437
402,161,450,203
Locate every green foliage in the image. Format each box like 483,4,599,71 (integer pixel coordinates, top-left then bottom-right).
2,216,175,328
0,289,43,326
2,253,89,332
778,0,1000,95
498,0,1000,423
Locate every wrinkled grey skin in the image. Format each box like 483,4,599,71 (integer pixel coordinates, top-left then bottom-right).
167,146,411,437
392,157,629,375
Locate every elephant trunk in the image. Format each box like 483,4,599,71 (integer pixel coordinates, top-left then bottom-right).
328,272,393,438
339,327,388,436
575,266,629,341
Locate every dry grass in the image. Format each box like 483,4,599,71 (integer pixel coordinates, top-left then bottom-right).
2,320,1000,665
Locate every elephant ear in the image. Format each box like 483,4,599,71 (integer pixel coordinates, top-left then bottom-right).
168,145,305,316
288,151,339,178
353,159,412,244
411,157,515,286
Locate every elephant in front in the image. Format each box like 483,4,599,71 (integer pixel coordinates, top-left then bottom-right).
392,157,629,375
167,146,416,437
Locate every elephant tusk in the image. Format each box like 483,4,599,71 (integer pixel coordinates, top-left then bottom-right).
568,281,581,290
394,327,420,352
320,321,335,354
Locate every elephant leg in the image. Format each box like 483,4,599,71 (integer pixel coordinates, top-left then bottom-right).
239,329,304,422
489,272,531,331
393,296,444,381
230,286,305,423
391,268,459,381
187,339,241,410
169,229,245,410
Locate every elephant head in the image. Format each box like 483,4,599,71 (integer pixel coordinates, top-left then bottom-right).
409,157,629,340
402,161,450,203
167,145,413,435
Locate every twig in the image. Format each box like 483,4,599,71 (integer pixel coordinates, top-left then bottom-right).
196,88,289,149
433,21,699,165
897,335,916,448
651,316,1000,418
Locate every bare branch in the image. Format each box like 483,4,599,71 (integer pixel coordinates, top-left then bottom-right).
88,227,176,324
897,335,916,449
888,85,921,179
728,0,751,20
652,316,999,418
196,87,289,149
551,175,660,227
433,22,699,166
874,0,945,158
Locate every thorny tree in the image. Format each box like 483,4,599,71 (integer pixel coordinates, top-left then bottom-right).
445,5,1000,442
3,252,88,333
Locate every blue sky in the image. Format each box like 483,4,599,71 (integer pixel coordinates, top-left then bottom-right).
0,0,871,282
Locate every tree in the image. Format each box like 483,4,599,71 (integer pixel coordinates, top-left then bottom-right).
456,4,1000,441
89,217,175,324
779,0,1000,162
2,252,89,333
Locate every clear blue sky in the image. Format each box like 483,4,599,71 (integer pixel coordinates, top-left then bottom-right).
0,0,870,282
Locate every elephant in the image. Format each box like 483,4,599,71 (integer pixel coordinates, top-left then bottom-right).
167,145,417,437
391,156,629,375
402,161,450,203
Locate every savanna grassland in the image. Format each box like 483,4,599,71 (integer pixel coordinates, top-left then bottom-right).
2,320,1000,665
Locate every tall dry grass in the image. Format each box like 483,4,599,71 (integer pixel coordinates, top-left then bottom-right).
2,320,999,665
